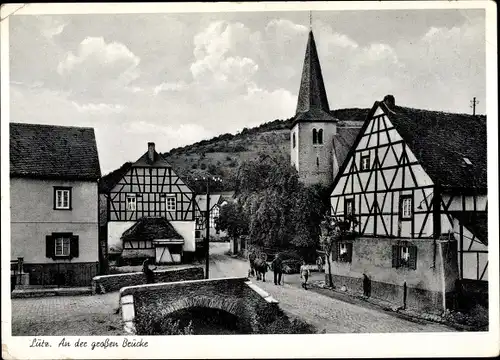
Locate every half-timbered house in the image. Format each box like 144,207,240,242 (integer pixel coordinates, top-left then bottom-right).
101,142,197,264
195,193,230,241
328,95,487,311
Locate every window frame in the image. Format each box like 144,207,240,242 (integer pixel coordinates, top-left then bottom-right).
392,243,417,270
53,187,72,210
345,198,355,217
317,129,323,145
312,128,318,145
399,194,413,220
292,133,296,148
337,242,353,263
166,195,176,212
360,153,371,171
126,194,137,211
54,236,71,257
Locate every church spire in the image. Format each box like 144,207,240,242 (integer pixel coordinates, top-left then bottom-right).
295,30,331,115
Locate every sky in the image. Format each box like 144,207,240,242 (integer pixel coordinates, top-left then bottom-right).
8,8,486,174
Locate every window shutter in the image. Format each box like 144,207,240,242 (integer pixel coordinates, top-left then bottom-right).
392,245,399,268
46,235,54,258
331,240,338,262
70,235,79,259
347,243,353,263
409,245,417,270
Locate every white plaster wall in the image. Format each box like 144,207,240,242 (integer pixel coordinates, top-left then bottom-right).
171,221,196,252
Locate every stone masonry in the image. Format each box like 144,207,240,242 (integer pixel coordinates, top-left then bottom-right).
91,266,204,294
119,277,281,334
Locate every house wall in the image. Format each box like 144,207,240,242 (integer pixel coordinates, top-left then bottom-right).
291,121,337,186
326,237,459,312
10,178,99,286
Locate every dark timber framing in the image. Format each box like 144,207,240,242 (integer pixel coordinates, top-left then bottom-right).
108,166,195,222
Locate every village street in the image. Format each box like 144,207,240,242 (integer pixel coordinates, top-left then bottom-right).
11,242,455,336
208,242,455,333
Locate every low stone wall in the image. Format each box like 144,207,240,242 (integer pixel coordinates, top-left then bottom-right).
92,266,204,294
119,277,281,334
325,273,451,313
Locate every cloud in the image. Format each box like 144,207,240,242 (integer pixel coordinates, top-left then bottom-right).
56,37,141,100
72,101,125,114
153,81,188,95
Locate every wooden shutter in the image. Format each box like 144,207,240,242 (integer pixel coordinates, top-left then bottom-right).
331,240,338,262
347,243,353,263
409,245,417,270
46,235,54,258
392,245,399,268
70,235,79,259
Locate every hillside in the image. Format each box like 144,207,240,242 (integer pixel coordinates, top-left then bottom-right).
100,108,369,193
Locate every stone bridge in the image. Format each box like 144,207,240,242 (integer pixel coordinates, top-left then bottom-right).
120,277,281,334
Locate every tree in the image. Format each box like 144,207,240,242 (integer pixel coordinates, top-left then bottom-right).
217,202,248,240
235,152,328,255
320,213,359,288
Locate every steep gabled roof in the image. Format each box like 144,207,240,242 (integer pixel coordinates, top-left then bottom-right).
330,96,487,194
292,30,337,128
333,126,362,169
378,100,487,191
10,123,101,181
121,216,184,242
99,162,133,193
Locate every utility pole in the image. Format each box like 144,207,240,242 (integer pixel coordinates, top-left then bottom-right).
470,97,479,116
195,175,221,279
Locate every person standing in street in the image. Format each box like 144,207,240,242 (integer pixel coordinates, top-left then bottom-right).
271,254,283,285
316,255,324,272
300,260,310,290
248,250,257,277
142,259,156,284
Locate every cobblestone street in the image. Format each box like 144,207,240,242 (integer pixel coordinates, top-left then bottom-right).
11,242,455,335
208,243,456,333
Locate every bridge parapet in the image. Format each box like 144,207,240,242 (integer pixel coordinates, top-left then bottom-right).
120,277,281,334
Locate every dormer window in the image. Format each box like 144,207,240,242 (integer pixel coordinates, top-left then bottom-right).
463,157,473,165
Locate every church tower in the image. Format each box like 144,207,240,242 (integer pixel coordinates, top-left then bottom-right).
290,30,337,186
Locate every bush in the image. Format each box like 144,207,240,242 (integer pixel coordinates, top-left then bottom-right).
137,314,194,335
277,250,303,262
262,315,315,334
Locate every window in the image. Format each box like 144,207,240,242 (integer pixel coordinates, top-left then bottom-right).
345,199,355,216
312,129,317,144
292,133,296,148
360,154,370,171
463,157,473,165
46,233,79,260
316,157,320,167
166,195,176,211
400,195,413,220
335,242,352,263
318,129,323,144
126,195,136,211
55,236,71,257
392,244,417,269
54,187,72,210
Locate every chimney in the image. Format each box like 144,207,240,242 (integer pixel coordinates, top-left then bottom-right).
383,94,395,109
147,142,155,163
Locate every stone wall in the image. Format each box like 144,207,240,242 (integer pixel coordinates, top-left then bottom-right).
92,266,204,294
119,277,281,334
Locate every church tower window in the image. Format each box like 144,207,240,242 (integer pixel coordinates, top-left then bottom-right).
293,133,296,148
312,129,318,144
318,129,323,144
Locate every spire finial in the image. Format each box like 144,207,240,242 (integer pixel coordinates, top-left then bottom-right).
309,10,312,30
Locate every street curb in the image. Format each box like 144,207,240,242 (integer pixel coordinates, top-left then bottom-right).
11,288,92,299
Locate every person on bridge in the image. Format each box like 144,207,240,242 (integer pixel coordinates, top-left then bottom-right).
300,261,310,290
271,254,283,285
142,259,156,284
